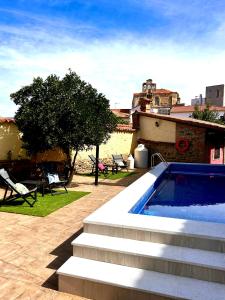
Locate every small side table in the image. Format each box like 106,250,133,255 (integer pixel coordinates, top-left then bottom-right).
105,164,118,174
111,164,118,174
21,179,46,197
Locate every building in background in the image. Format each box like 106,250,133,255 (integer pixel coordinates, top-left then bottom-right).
205,84,224,106
170,105,225,119
191,94,205,106
132,79,181,114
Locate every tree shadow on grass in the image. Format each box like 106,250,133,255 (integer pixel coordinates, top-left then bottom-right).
42,228,83,290
0,199,25,206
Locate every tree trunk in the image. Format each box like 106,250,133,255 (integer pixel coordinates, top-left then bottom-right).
67,149,78,185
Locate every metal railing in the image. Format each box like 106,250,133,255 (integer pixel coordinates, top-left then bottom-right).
151,152,169,168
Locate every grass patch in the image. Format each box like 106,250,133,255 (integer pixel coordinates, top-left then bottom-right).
0,191,90,217
79,171,136,180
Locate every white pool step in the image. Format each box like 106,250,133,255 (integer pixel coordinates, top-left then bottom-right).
73,232,225,270
58,256,225,300
84,220,225,253
72,233,225,284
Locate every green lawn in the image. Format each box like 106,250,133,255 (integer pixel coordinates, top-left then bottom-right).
0,191,90,217
79,171,136,180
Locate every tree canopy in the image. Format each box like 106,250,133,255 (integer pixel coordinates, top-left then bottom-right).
11,70,118,181
191,104,223,124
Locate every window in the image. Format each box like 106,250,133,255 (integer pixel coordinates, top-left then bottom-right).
155,96,160,106
216,89,220,98
214,146,220,159
142,84,146,91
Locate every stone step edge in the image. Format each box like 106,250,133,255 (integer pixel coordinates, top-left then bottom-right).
72,233,225,271
57,256,225,300
83,219,225,242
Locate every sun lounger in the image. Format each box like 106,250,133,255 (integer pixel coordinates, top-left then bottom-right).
0,168,37,207
112,154,128,171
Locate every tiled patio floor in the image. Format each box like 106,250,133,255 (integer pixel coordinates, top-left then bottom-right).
0,170,145,299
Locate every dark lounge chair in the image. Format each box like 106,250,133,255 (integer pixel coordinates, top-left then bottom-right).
88,155,109,176
0,168,37,207
112,154,128,171
39,163,68,195
44,172,68,196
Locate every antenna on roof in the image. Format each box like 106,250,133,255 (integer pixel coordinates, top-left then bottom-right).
200,94,203,105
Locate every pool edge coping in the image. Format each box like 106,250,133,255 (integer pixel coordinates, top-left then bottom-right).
85,163,225,241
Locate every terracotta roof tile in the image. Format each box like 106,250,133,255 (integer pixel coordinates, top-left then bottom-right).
111,109,130,118
0,117,15,123
116,124,135,132
136,111,225,131
171,105,225,113
153,89,175,94
134,89,177,96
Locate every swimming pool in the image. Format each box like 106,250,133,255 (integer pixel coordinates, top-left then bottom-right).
130,163,225,224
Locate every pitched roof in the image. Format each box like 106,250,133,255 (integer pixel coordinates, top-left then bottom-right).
153,89,175,94
111,109,130,118
135,111,225,131
171,105,225,113
134,89,177,96
0,117,15,123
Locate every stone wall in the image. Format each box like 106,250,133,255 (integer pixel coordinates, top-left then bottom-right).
75,156,129,174
206,84,224,106
175,123,207,163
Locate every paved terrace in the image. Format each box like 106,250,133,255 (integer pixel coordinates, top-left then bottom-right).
0,170,145,299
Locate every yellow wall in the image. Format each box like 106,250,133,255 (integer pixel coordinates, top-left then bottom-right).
0,122,136,162
0,122,27,160
0,117,175,163
0,122,66,162
138,116,176,143
76,131,136,161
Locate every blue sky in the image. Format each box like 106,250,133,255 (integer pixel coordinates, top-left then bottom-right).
1,0,225,116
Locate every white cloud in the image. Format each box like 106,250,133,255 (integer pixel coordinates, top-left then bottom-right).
1,21,225,116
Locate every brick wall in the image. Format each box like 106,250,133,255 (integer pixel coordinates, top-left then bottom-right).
176,123,207,163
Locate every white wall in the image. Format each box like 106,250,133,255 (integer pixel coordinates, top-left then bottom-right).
171,111,225,118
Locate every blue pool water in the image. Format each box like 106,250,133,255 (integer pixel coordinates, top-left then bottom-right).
130,163,225,224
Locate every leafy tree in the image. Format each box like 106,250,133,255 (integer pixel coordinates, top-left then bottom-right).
115,116,129,125
191,104,223,124
11,70,118,183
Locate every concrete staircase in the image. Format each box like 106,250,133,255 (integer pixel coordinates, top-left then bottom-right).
58,219,225,300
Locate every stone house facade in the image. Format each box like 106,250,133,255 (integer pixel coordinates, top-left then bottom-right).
132,79,180,114
205,84,224,107
133,112,225,164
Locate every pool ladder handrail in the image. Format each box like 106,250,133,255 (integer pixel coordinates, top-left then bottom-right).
151,153,169,168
